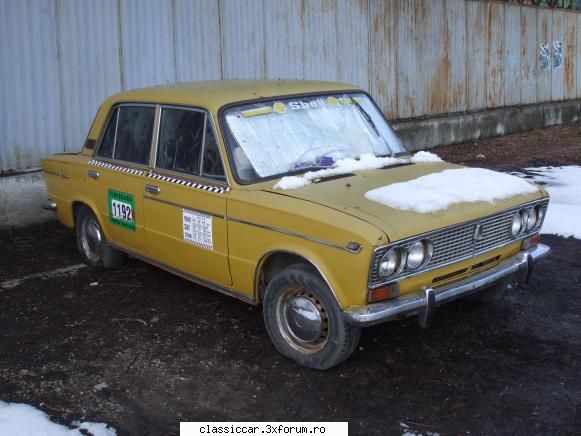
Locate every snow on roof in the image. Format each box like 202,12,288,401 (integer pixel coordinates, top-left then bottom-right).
516,166,581,239
0,401,116,436
273,151,441,190
365,167,538,213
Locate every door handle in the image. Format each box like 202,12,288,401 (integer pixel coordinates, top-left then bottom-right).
145,184,161,194
88,170,100,179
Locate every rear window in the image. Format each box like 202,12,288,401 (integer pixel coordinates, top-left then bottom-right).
96,105,155,165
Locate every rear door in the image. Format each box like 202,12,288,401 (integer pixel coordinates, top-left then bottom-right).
89,104,156,255
143,106,232,286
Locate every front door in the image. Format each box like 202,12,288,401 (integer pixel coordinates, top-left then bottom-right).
143,106,232,286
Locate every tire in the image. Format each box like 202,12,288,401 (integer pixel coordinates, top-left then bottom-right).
76,205,125,268
465,281,506,303
263,264,361,370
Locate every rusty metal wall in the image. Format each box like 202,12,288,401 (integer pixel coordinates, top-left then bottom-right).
0,0,63,172
1,0,581,172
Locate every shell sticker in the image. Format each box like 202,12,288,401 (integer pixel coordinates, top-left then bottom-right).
273,102,287,113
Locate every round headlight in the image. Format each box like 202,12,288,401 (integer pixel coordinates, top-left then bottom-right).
525,207,537,231
406,241,425,270
511,212,523,237
407,240,434,270
378,248,403,278
535,205,545,228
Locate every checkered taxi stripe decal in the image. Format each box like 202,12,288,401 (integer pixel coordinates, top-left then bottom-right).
88,159,229,194
88,159,145,176
147,172,229,193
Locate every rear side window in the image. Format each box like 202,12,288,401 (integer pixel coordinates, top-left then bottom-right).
115,106,155,165
96,105,155,165
156,107,226,181
96,108,118,159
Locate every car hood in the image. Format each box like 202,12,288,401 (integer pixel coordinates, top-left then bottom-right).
260,162,547,243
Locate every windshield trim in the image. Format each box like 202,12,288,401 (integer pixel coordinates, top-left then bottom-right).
218,90,410,186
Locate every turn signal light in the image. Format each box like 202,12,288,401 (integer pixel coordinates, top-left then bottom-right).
368,284,400,303
522,234,541,250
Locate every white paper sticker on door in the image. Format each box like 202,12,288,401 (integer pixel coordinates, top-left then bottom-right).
182,209,213,250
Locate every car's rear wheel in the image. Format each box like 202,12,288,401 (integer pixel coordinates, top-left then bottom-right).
76,205,124,268
263,264,361,370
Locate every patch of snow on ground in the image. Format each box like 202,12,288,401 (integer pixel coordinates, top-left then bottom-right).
0,401,116,436
365,168,538,213
516,166,581,239
274,152,441,190
399,422,440,436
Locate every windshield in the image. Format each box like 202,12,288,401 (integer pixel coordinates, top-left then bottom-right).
223,93,408,183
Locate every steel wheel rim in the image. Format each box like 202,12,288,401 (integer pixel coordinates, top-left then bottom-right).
81,215,102,263
275,285,329,354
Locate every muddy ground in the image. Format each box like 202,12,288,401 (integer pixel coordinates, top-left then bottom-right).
1,123,580,435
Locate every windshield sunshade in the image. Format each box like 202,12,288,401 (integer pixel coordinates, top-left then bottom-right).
223,93,407,183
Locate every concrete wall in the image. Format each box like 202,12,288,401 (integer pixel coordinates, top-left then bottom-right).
396,98,581,150
0,173,54,228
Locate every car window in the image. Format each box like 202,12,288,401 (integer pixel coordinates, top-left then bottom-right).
156,108,226,182
96,108,119,159
201,120,226,181
223,93,407,182
96,105,155,164
156,108,204,176
114,106,155,165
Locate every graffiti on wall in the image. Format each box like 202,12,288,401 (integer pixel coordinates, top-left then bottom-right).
540,41,564,71
540,43,550,70
552,41,563,68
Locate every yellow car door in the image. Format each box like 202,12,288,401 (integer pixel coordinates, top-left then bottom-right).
143,106,231,286
89,104,156,255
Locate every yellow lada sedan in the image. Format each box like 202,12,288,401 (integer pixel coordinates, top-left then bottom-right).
42,80,550,369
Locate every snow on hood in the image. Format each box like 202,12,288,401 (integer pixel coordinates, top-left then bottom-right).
515,166,581,239
364,167,539,213
274,151,441,190
410,150,442,163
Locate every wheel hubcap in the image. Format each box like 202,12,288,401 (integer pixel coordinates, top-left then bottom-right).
285,296,323,342
276,286,329,353
82,216,102,263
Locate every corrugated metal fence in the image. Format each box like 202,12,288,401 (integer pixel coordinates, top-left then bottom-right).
1,0,580,173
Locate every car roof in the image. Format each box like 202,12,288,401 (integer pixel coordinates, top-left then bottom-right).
103,80,362,112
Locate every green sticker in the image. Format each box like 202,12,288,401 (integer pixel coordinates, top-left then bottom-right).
108,189,136,231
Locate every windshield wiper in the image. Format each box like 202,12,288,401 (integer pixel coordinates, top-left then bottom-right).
293,164,334,173
349,96,395,157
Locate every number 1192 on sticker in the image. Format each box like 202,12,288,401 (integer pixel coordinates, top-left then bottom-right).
111,199,133,222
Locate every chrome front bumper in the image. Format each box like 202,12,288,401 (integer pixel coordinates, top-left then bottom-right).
343,243,551,327
41,199,57,211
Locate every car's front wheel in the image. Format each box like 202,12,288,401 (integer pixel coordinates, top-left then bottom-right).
76,205,124,268
263,264,361,370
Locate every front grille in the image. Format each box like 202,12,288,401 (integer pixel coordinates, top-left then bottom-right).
369,198,549,288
